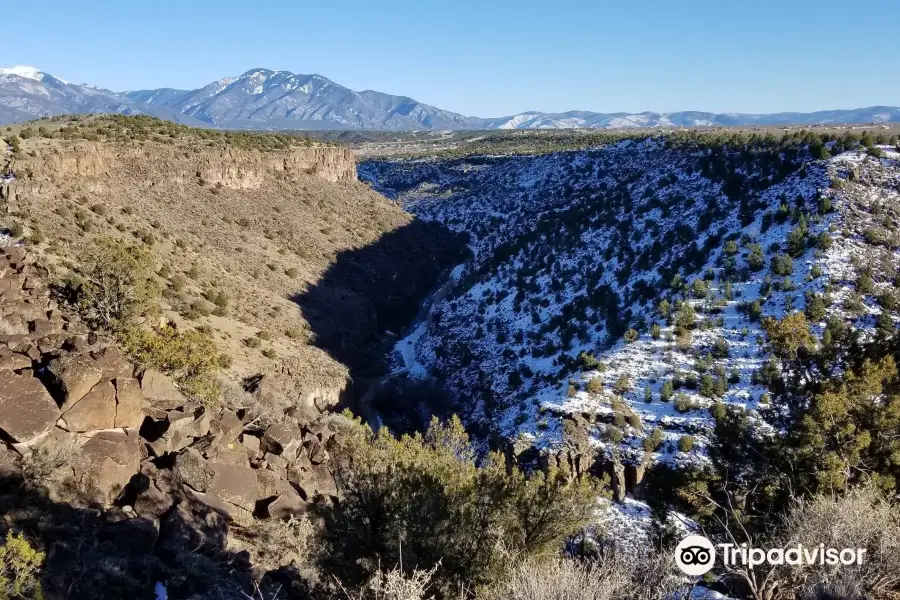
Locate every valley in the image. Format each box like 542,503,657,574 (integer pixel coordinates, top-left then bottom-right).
359,128,900,544
2,117,900,600
362,131,900,459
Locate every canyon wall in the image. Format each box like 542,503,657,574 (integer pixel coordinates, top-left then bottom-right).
11,141,357,191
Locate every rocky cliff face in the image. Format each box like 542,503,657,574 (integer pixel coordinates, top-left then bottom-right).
13,141,356,187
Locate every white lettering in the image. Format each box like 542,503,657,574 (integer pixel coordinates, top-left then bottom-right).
748,548,766,568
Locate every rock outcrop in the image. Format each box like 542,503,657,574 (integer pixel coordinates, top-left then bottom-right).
0,370,58,443
15,142,356,187
0,244,344,530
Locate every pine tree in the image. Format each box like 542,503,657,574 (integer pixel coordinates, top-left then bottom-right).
660,379,674,402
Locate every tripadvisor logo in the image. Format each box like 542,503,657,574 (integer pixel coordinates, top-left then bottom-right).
674,535,867,576
675,535,716,576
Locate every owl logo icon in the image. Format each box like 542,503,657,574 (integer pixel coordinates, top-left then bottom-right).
675,535,716,576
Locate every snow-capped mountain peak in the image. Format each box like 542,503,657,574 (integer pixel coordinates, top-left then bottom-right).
0,65,46,81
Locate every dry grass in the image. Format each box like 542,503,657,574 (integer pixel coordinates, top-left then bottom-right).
484,550,684,600
20,436,83,485
486,558,626,600
217,376,291,430
778,485,900,599
337,564,440,600
231,515,315,574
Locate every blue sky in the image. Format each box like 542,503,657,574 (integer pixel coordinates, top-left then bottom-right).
2,0,898,117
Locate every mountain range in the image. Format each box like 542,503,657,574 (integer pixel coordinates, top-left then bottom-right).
2,65,899,130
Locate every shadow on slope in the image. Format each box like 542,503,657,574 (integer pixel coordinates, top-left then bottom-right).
0,471,321,600
293,219,468,378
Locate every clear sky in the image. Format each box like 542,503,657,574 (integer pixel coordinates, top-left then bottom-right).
2,0,898,117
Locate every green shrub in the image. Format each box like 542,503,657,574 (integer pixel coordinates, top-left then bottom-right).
747,244,765,271
613,374,632,395
605,426,623,443
0,531,44,600
771,253,794,277
170,273,188,292
577,352,604,371
120,325,222,404
712,337,729,359
585,377,603,394
678,435,695,453
67,237,159,330
699,374,718,398
858,273,875,295
660,379,674,402
217,353,233,369
26,226,44,246
691,279,709,299
643,427,664,452
321,415,602,594
674,302,697,330
7,222,23,238
203,289,229,309
805,292,827,322
189,300,212,318
674,393,694,412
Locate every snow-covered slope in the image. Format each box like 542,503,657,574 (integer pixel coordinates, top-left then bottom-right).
481,107,900,129
125,68,486,130
0,66,53,82
360,138,900,468
0,65,205,125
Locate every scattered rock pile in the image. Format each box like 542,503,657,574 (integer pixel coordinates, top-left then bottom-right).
0,243,343,577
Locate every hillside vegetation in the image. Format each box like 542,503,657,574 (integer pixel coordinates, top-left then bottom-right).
361,129,900,597
362,129,900,448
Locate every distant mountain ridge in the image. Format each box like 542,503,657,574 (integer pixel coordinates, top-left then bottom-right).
0,66,206,126
124,69,484,130
1,65,898,130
